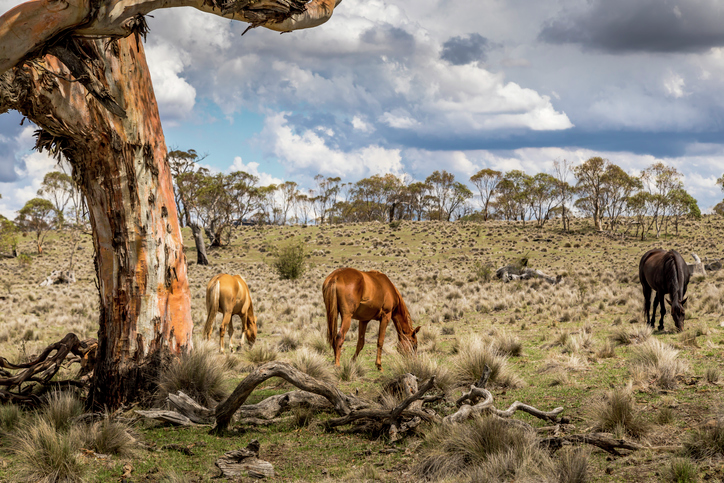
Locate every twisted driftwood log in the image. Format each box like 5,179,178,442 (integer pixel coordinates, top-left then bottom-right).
213,361,368,433
0,333,97,405
444,365,565,425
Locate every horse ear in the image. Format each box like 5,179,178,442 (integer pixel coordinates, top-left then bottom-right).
681,297,688,306
413,326,421,335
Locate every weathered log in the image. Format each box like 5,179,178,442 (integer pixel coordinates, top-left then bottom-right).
324,376,439,438
39,270,76,286
134,409,196,426
235,390,334,420
214,361,356,432
167,391,214,424
496,266,561,284
216,439,274,479
688,253,706,277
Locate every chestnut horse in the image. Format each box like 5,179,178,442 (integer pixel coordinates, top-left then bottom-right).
323,268,420,371
639,249,690,331
204,274,257,352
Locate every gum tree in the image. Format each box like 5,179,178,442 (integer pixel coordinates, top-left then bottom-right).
0,0,341,408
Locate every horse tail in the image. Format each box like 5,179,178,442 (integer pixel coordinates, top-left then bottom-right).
323,276,338,348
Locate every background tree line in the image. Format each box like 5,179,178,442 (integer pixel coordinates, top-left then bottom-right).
0,151,714,262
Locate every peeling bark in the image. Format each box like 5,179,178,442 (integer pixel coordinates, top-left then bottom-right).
1,37,193,409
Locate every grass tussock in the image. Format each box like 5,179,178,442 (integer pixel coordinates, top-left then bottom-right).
244,342,279,366
610,324,652,346
337,357,366,382
414,415,553,482
556,447,590,483
0,403,22,433
452,337,524,389
290,348,336,384
665,457,698,483
12,418,85,483
41,391,84,432
157,343,228,406
589,388,649,438
631,339,688,389
683,417,724,459
382,352,454,393
83,416,137,457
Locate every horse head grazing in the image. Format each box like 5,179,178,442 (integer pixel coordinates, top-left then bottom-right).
244,312,258,348
666,298,686,330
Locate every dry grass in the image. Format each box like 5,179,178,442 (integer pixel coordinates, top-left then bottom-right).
452,337,524,389
157,342,228,406
40,391,84,432
83,416,138,457
290,348,336,384
588,388,649,438
630,339,689,390
11,418,85,483
414,415,554,482
683,417,724,459
382,352,454,393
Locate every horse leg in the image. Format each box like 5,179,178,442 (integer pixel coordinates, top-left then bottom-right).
228,315,235,353
334,315,352,366
353,320,370,361
204,309,217,341
375,315,391,371
642,284,652,328
658,295,667,331
219,312,232,353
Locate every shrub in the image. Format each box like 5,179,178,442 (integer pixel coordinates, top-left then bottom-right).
271,241,306,280
157,343,228,406
12,419,85,483
473,261,494,283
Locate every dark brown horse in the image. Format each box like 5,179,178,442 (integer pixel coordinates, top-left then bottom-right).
639,249,690,331
323,268,420,371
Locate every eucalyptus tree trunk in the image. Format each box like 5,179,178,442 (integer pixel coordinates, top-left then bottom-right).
0,0,341,409
1,37,193,408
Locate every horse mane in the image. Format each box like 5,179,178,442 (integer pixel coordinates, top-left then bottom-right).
664,253,681,303
391,283,413,329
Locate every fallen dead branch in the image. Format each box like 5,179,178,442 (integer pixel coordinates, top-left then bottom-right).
445,365,564,425
0,333,97,405
540,433,680,456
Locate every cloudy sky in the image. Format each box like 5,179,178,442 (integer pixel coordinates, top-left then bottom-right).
2,0,724,217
